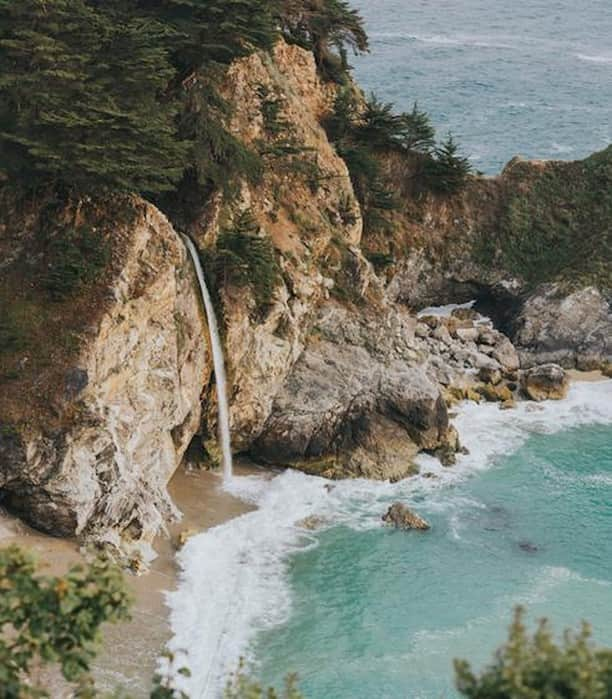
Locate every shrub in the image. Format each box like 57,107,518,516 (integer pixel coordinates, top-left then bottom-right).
224,661,304,699
214,210,280,312
43,227,109,300
455,607,612,699
0,545,131,698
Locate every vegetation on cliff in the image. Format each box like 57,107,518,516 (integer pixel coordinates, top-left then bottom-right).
476,146,612,289
0,0,366,200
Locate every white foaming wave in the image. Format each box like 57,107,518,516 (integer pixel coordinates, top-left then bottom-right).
450,381,612,478
167,380,612,696
576,53,612,65
371,32,515,50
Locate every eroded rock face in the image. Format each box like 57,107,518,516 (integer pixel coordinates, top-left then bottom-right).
382,502,430,531
521,364,569,402
2,205,209,554
514,284,612,369
252,303,453,481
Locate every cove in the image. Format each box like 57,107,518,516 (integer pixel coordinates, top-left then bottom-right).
166,381,612,698
254,421,612,698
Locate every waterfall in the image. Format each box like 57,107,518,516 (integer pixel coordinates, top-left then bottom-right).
182,235,233,481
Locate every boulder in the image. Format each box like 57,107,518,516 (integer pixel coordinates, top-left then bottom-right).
521,364,569,401
451,307,480,322
477,382,514,403
252,304,453,480
491,336,520,372
455,327,480,344
514,284,612,369
382,502,430,531
478,366,502,385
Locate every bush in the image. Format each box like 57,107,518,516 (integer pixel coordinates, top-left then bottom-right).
43,227,109,300
224,661,304,699
0,545,131,698
455,607,612,698
214,211,280,312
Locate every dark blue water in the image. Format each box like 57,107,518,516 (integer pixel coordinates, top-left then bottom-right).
350,0,612,173
257,423,612,698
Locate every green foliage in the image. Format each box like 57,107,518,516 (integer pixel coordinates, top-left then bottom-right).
180,85,263,200
455,607,612,698
0,0,186,194
139,0,278,74
224,660,304,699
43,227,109,300
476,146,612,288
214,210,280,311
422,133,472,193
402,102,437,153
0,545,131,698
277,0,368,81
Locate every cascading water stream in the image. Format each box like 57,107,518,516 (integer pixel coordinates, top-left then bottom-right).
182,234,233,481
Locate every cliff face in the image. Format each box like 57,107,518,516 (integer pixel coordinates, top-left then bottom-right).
1,41,609,552
1,199,209,556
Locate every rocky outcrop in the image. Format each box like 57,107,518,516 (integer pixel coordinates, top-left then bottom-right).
2,38,609,551
514,284,612,370
1,203,209,556
252,304,454,480
382,502,430,531
521,364,569,402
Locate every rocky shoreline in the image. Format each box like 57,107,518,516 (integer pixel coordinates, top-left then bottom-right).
1,39,610,562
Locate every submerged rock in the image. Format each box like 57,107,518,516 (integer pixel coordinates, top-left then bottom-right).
382,502,430,531
521,364,569,401
518,540,540,553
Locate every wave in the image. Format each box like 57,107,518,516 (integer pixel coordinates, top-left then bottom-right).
576,53,612,64
371,32,515,50
166,380,612,697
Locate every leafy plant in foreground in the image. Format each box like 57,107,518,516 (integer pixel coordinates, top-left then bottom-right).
455,607,612,698
0,545,131,698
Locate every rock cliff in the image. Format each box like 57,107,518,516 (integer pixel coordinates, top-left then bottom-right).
1,40,609,553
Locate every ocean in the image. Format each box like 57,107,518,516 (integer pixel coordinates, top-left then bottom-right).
167,381,612,698
351,0,612,174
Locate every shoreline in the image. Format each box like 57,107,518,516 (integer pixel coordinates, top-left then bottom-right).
0,462,256,697
0,370,608,695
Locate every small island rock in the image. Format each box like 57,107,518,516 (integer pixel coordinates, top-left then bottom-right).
382,502,430,531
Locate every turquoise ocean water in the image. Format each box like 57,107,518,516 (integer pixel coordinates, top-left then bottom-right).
351,0,612,174
256,423,612,698
168,383,612,698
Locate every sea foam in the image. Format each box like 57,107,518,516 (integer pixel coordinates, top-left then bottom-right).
166,380,612,697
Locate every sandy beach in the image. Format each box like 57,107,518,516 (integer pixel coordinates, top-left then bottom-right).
0,461,257,697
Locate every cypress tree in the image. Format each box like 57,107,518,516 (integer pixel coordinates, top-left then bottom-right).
0,0,187,193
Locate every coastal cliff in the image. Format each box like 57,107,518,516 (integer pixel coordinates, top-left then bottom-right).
1,40,610,555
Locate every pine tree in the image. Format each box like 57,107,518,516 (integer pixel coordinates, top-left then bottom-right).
424,133,472,193
0,0,187,193
138,0,278,75
278,0,369,81
401,102,436,153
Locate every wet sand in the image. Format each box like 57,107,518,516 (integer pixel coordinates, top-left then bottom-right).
567,369,607,383
0,462,259,697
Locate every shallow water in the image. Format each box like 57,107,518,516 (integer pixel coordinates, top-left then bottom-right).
166,381,612,698
350,0,612,173
256,424,612,698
